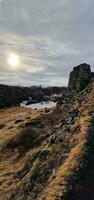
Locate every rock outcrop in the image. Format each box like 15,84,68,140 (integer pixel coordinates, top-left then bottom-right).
68,63,92,92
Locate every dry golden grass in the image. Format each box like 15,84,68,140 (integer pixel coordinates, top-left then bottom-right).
40,116,90,200
0,81,94,200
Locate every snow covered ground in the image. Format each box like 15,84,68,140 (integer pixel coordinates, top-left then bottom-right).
20,101,57,110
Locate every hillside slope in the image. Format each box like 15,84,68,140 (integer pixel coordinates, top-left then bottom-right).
0,65,94,200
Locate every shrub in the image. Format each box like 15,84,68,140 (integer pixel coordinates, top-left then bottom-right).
4,127,40,153
14,119,24,124
0,123,5,129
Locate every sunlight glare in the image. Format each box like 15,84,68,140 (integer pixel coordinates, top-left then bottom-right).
8,54,19,67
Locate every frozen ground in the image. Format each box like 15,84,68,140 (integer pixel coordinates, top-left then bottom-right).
20,101,57,110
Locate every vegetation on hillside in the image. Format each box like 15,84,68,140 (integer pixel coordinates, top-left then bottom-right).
0,85,66,108
0,64,94,200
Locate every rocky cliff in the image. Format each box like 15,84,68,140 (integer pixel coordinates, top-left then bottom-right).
68,63,93,92
0,64,94,200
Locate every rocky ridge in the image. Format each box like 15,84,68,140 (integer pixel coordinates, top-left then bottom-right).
68,63,93,92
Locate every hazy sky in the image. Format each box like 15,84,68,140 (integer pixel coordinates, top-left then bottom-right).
0,0,94,86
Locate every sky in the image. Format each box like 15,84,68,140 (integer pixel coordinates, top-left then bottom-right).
0,0,94,87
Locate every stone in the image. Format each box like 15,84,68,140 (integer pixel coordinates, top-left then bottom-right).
67,109,79,124
63,125,70,132
67,116,74,124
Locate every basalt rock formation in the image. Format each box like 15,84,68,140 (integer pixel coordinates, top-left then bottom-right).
0,64,94,200
68,63,93,92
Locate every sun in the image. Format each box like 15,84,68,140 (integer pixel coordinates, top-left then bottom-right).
8,54,19,67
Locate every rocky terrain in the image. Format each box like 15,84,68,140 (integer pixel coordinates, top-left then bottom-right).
0,63,94,200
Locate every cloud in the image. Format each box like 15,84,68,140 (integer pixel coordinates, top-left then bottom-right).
0,0,94,86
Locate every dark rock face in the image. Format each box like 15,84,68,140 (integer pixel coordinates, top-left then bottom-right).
68,63,92,92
